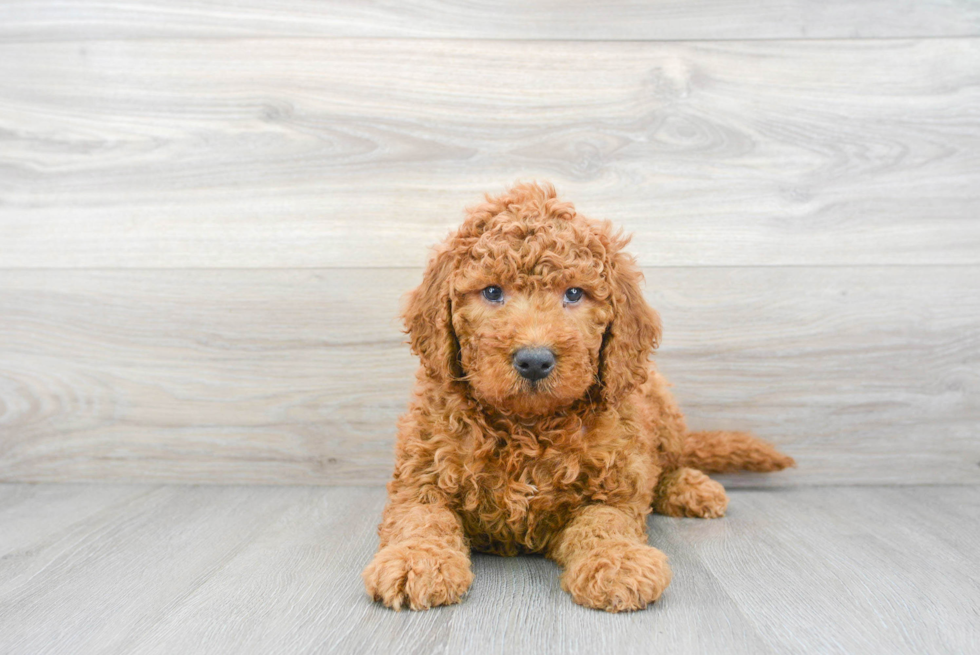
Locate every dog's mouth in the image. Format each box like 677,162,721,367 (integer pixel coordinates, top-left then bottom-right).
513,374,582,408
518,376,553,395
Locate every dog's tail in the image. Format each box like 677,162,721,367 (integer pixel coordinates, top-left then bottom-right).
681,431,795,473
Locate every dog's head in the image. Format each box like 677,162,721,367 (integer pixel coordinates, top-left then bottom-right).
404,182,661,417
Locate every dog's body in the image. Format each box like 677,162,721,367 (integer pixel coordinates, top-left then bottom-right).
364,183,793,612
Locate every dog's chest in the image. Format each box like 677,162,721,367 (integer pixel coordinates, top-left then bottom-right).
451,437,613,555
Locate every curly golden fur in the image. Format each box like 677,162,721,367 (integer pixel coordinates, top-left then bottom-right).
363,182,794,612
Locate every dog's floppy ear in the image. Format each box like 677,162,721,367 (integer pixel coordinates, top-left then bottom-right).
403,241,462,382
598,240,662,406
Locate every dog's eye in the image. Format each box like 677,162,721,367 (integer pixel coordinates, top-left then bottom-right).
482,286,504,303
563,287,584,304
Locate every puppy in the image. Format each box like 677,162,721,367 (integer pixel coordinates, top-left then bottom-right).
363,182,794,612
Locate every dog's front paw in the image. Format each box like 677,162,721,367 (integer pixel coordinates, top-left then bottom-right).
561,541,671,612
362,540,473,611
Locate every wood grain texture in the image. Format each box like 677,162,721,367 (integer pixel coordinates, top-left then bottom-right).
0,483,147,558
0,484,977,654
660,486,980,654
1,1,979,40
1,38,978,267
1,266,977,486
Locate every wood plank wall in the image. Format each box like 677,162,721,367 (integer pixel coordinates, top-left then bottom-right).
1,2,978,486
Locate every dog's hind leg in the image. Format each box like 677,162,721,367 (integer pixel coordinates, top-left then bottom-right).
653,467,728,518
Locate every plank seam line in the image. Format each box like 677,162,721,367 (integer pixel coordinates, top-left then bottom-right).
2,35,980,45
1,264,980,272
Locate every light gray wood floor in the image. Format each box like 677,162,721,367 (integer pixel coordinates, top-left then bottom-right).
0,483,977,654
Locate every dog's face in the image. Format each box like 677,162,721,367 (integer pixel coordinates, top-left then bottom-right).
405,183,661,417
450,246,615,416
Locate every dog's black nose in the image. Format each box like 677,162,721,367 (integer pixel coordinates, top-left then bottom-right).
512,347,556,381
